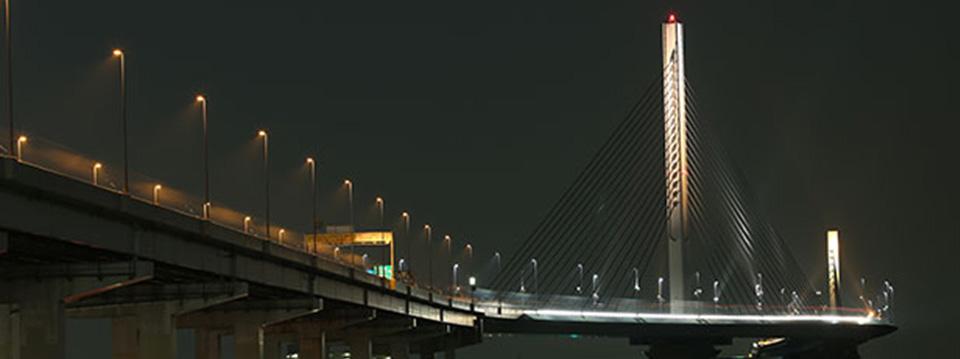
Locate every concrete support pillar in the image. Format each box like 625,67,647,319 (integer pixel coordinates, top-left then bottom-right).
18,281,66,359
389,343,410,359
0,304,12,359
137,303,178,359
195,328,222,359
234,322,264,359
263,333,282,359
347,336,372,359
111,316,138,359
109,303,178,359
298,329,326,359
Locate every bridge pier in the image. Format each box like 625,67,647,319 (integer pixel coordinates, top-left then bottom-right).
296,324,326,359
107,302,181,359
388,343,410,359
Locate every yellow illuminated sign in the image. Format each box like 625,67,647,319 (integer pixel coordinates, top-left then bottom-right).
310,231,393,246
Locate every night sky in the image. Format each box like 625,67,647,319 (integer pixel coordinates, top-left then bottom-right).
6,0,958,357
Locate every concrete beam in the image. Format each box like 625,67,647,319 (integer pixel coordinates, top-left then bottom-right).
66,282,249,314
0,261,153,280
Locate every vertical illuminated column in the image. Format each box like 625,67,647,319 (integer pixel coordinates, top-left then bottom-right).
827,229,841,311
663,13,688,311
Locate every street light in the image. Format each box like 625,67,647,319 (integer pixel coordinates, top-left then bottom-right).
344,179,353,265
112,48,128,194
464,243,473,279
425,224,432,288
444,235,452,291
402,212,410,271
92,162,102,185
278,229,285,243
196,95,210,219
453,263,460,293
243,216,252,233
15,135,25,161
469,275,477,306
4,0,13,157
576,263,584,294
258,130,270,240
306,157,317,252
530,259,538,295
153,184,162,205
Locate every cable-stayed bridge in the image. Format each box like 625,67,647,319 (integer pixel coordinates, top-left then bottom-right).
0,15,894,359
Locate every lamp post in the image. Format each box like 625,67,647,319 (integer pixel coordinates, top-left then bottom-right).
92,162,102,185
444,235,452,291
530,259,538,295
153,184,161,205
258,130,270,240
278,229,285,243
425,224,432,288
4,0,13,157
464,243,473,278
576,263,584,294
243,216,251,233
402,212,409,271
111,49,128,194
306,157,316,252
14,134,24,161
196,95,210,219
469,276,477,307
453,263,459,294
344,179,353,265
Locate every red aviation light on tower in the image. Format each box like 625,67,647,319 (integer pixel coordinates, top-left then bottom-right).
668,13,677,23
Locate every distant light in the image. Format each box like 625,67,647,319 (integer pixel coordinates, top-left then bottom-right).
306,157,314,164
16,135,26,143
568,334,581,339
668,14,677,23
93,162,102,169
402,212,409,217
196,95,205,102
258,130,267,137
376,197,383,203
344,179,352,185
112,49,123,56
468,276,476,286
154,184,162,190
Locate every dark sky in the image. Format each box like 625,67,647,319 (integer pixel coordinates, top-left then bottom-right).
7,0,958,357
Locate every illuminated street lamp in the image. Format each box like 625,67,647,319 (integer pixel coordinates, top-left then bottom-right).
258,130,270,240
15,135,25,162
92,162,102,185
4,0,13,157
112,48,128,194
243,216,252,233
196,95,210,219
344,179,354,265
530,259,538,295
425,224,432,288
453,263,459,293
444,235,452,290
576,263,584,294
278,229,285,243
401,212,410,270
633,267,641,296
464,243,473,278
306,157,317,252
153,184,162,205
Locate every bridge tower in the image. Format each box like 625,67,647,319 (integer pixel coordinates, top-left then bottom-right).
662,13,688,312
827,229,842,311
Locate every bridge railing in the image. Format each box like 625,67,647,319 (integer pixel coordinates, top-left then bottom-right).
7,136,371,271
466,289,891,325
